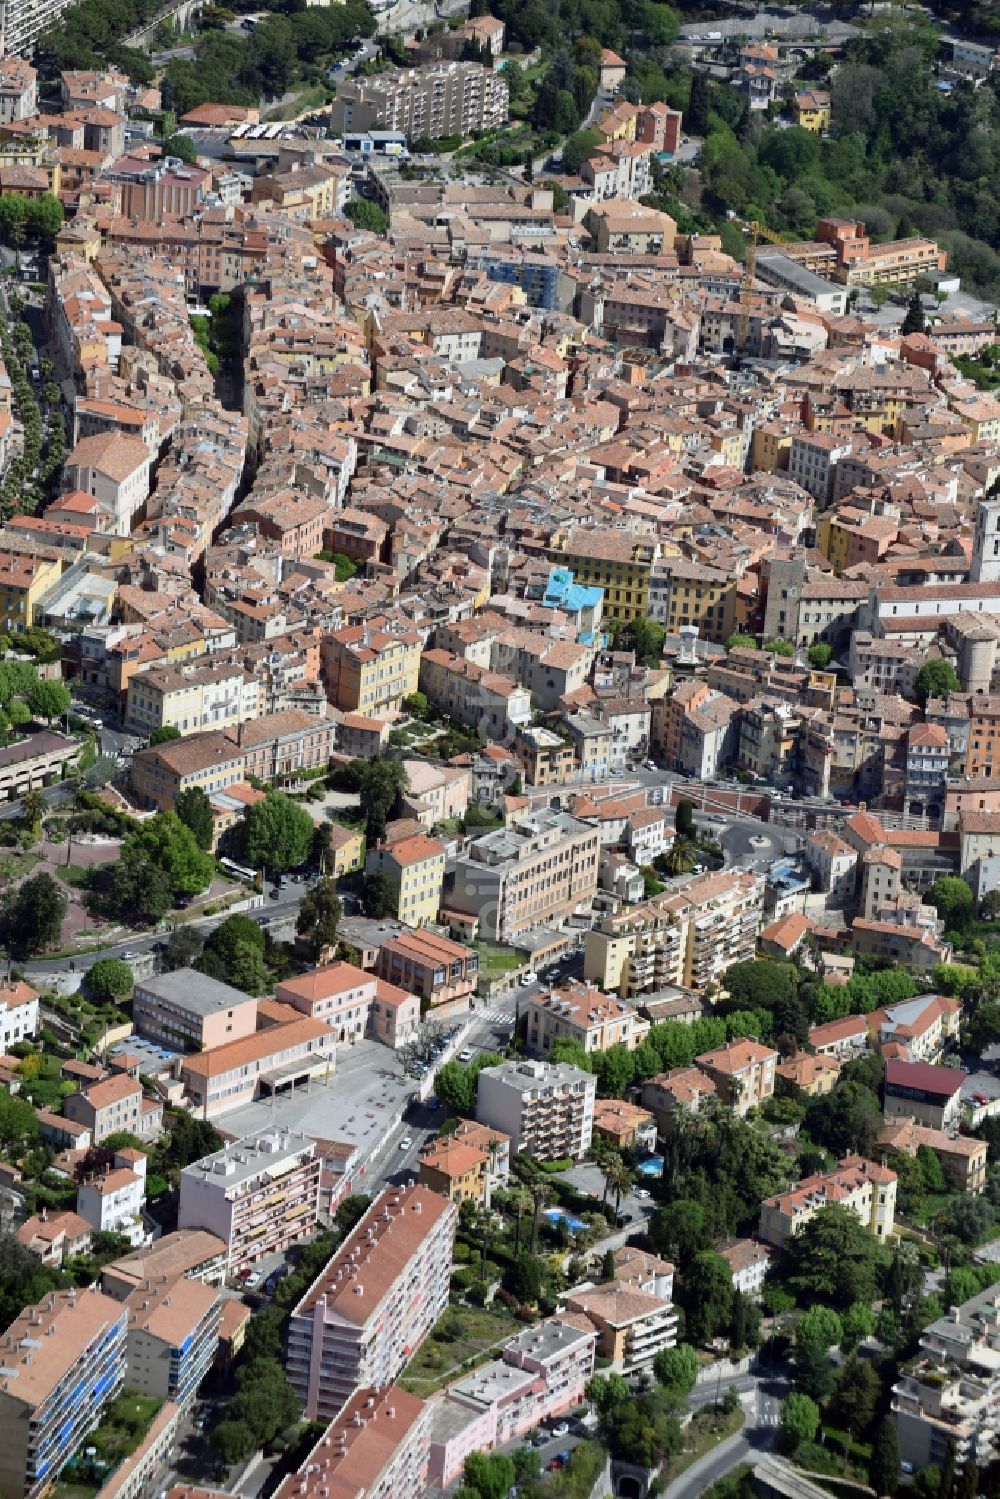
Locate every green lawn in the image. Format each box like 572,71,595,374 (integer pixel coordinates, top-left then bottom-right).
58,864,91,889
399,1304,520,1395
474,942,522,977
54,1393,162,1497
263,82,330,121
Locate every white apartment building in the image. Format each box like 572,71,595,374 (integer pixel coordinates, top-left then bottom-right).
77,1150,148,1248
124,1273,222,1408
287,1185,457,1421
330,62,508,140
178,1131,321,1275
275,1387,431,1499
476,1059,596,1161
0,981,38,1051
894,1286,1000,1476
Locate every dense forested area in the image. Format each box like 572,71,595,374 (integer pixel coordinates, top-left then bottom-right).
38,0,375,115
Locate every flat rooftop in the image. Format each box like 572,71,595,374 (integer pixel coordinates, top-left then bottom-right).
181,1128,315,1190
135,967,255,1017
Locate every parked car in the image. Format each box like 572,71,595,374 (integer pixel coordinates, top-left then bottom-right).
634,1188,651,1200
551,1422,570,1438
458,1047,474,1062
399,1135,413,1150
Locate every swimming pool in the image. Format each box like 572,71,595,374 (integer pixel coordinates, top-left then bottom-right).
637,1155,665,1177
545,1207,587,1234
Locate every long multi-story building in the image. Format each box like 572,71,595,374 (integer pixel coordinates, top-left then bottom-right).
178,1130,321,1276
893,1286,1000,1476
274,1386,431,1499
287,1185,456,1422
448,808,601,943
585,869,765,999
476,1059,596,1161
132,969,258,1054
330,63,508,140
124,1274,222,1408
427,1317,596,1487
0,1286,129,1499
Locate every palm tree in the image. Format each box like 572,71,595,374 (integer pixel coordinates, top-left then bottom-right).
505,1184,532,1254
22,788,44,838
527,1175,555,1254
666,835,698,876
604,1153,633,1214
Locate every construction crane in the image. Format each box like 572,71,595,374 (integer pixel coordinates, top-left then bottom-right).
736,219,785,355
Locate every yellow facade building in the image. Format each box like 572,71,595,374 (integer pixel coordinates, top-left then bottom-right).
561,526,658,624
321,620,421,715
0,549,61,631
365,833,446,928
794,90,831,132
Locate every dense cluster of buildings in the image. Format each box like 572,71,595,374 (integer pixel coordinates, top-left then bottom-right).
0,15,999,1495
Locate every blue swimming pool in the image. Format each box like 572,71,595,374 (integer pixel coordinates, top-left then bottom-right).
545,1207,587,1234
637,1155,665,1177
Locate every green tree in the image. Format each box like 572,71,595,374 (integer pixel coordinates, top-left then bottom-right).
798,1304,843,1350
362,869,395,919
593,1044,636,1098
841,1301,875,1353
808,643,832,668
726,633,757,651
785,1204,882,1307
870,1417,901,1498
200,914,267,992
687,70,710,135
0,1092,39,1152
1,871,65,956
85,957,134,1003
915,659,960,707
242,792,315,873
780,1392,820,1452
344,198,387,234
831,1356,880,1436
22,789,45,836
26,678,69,724
296,877,343,962
122,812,214,898
650,1198,705,1260
162,132,198,162
106,849,173,926
675,798,695,836
462,1452,516,1499
901,289,926,336
175,786,214,851
956,1462,979,1499
765,638,795,657
925,876,975,932
678,1251,733,1344
149,725,181,746
358,758,409,847
652,1343,698,1406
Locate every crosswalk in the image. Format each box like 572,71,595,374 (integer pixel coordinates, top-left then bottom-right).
478,1007,514,1024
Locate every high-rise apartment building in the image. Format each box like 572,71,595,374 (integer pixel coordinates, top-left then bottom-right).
330,63,508,140
125,1275,222,1407
476,1059,596,1161
178,1130,321,1275
0,1287,129,1499
0,0,74,62
448,809,601,943
287,1185,456,1422
894,1287,1000,1476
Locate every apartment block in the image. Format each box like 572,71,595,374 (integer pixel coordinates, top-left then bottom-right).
63,1074,161,1144
561,527,658,625
870,993,960,1064
448,809,601,943
893,1286,1000,1475
694,1039,779,1117
132,969,258,1053
101,1231,228,1299
878,1117,987,1195
178,1130,321,1275
330,63,508,139
564,1280,678,1374
524,982,650,1057
287,1185,457,1421
759,1155,897,1249
365,835,446,929
126,657,259,738
76,1149,147,1247
427,1317,596,1488
276,961,378,1046
476,1059,596,1161
417,1118,510,1208
0,1286,129,1499
592,1099,658,1153
275,1387,430,1499
585,870,765,999
125,1274,222,1407
321,620,421,716
0,981,38,1051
